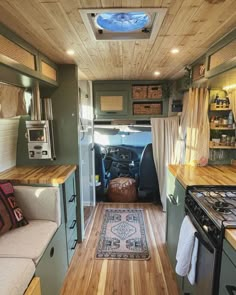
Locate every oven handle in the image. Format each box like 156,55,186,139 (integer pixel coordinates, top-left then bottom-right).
167,194,177,205
226,285,236,295
195,231,214,254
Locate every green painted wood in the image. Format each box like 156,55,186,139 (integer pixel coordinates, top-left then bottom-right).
35,224,68,295
95,90,129,119
223,240,236,266
93,80,170,120
219,241,236,295
62,172,78,264
16,65,80,166
166,171,185,293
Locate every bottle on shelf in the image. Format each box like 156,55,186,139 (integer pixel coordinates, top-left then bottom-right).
228,111,233,127
225,96,230,107
214,93,220,105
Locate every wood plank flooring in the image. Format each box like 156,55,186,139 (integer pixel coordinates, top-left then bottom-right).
61,203,179,295
83,206,95,230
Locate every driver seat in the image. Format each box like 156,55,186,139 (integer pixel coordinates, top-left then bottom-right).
94,143,110,200
137,143,161,203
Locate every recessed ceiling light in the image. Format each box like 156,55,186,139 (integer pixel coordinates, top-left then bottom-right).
66,49,75,56
171,48,179,54
154,71,160,76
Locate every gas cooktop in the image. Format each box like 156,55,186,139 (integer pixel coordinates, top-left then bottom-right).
187,186,236,229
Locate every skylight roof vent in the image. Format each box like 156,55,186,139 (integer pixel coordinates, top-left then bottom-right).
80,8,167,41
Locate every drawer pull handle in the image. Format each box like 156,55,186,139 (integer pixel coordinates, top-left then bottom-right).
168,194,177,205
50,247,54,258
69,220,76,229
69,194,76,202
71,240,77,250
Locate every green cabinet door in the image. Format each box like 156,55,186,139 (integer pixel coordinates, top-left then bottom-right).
166,171,186,292
94,90,129,119
63,172,78,264
219,240,236,295
35,224,68,295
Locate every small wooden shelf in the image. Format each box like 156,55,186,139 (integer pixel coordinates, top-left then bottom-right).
210,103,231,111
210,126,235,130
209,141,236,149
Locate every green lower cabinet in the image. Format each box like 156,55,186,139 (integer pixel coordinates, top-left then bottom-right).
219,240,236,295
35,224,68,295
63,172,78,264
166,171,186,293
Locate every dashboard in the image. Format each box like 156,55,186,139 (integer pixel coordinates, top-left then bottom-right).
106,146,138,162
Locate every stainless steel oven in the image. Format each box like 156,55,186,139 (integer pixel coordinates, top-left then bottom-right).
185,186,236,295
185,201,221,295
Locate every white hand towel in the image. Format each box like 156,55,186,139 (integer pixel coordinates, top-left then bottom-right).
187,236,199,285
175,215,196,276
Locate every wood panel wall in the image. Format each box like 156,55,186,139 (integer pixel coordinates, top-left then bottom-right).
0,118,19,172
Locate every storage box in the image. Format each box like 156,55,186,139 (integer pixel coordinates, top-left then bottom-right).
133,103,162,115
147,85,162,99
132,86,147,99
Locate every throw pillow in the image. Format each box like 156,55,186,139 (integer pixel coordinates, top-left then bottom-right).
0,181,28,235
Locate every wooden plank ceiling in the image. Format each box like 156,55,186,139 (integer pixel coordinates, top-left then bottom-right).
0,0,235,81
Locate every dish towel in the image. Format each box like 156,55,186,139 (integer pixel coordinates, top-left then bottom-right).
175,216,199,285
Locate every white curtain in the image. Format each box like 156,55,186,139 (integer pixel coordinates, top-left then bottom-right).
0,83,26,118
175,91,189,164
230,89,236,120
185,88,209,165
151,116,179,211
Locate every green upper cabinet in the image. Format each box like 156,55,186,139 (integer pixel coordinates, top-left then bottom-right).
0,23,58,87
93,80,169,121
205,28,236,79
95,90,129,118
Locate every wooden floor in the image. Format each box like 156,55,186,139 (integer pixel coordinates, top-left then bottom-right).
61,203,179,295
84,206,94,229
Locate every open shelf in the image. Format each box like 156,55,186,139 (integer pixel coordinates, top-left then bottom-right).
210,125,235,130
210,103,231,111
209,141,236,149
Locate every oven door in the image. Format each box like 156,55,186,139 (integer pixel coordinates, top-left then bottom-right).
27,127,47,143
184,209,220,295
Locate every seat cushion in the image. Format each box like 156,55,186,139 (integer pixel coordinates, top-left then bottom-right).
14,186,61,227
0,220,57,263
0,257,35,295
0,182,28,235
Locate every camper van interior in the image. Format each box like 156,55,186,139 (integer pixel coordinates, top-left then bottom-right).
0,1,236,295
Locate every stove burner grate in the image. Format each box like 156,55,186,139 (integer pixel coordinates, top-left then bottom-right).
212,201,232,214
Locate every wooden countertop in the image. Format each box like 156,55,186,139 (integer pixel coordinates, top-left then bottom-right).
0,165,77,185
168,164,236,189
168,164,236,250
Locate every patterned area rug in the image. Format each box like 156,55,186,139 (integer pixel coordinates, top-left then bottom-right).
96,208,150,260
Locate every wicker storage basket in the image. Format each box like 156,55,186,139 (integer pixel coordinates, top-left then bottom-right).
147,85,162,99
133,103,162,115
108,177,137,202
132,86,148,99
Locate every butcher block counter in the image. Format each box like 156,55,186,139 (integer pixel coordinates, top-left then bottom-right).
0,165,76,185
168,164,236,250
